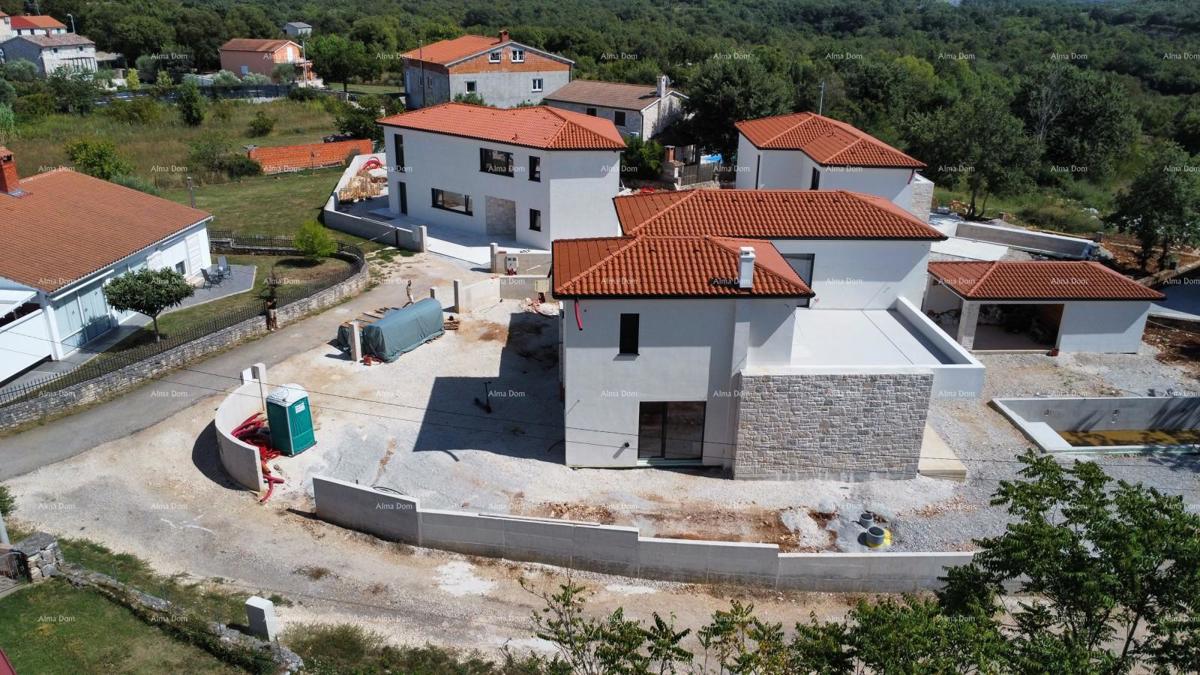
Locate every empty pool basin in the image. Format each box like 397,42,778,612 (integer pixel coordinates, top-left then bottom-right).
993,396,1200,454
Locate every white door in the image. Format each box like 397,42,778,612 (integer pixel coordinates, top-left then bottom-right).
185,234,203,275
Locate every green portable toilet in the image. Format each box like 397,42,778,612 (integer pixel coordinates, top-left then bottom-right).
266,384,315,456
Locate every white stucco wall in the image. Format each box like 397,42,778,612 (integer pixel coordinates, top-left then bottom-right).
0,309,53,381
546,94,684,139
772,239,931,309
1057,301,1151,353
383,127,621,249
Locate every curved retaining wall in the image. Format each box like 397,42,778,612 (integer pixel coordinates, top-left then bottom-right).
312,476,974,592
215,374,266,491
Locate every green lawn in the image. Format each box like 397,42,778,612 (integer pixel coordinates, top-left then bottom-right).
327,82,404,96
0,581,240,675
9,99,337,191
95,254,353,358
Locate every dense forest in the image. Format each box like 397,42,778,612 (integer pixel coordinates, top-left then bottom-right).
2,0,1199,253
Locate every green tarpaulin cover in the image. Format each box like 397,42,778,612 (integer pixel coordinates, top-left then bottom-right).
336,297,445,362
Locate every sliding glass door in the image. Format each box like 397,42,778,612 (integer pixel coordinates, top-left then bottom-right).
637,401,706,460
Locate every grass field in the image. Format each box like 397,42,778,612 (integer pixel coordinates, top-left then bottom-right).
0,581,239,674
8,98,337,190
327,82,404,96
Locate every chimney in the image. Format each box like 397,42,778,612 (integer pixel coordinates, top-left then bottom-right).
0,147,20,196
657,74,668,99
499,29,510,43
738,246,755,290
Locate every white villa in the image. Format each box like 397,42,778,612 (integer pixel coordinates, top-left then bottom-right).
734,112,934,221
553,189,984,480
377,102,626,250
0,149,212,384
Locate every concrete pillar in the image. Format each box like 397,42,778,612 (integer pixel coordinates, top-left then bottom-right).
453,279,463,313
245,596,280,641
957,301,979,350
417,225,428,253
349,320,362,363
489,243,499,272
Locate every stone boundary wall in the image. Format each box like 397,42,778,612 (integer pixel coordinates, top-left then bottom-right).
313,476,973,592
0,255,370,431
733,369,933,481
5,531,63,583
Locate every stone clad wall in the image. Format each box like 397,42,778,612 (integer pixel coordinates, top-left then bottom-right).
733,371,932,481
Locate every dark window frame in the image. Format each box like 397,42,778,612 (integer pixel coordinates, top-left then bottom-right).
529,208,542,232
585,107,597,116
619,313,639,355
465,80,477,93
391,133,405,173
479,147,514,177
431,188,473,216
613,110,627,127
810,167,821,190
529,156,541,182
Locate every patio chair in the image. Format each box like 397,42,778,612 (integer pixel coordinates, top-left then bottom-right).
217,255,231,279
200,268,216,288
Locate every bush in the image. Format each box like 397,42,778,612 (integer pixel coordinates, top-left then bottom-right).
124,68,140,90
1017,200,1104,235
282,624,534,674
246,110,275,137
293,220,337,259
0,484,14,518
211,99,235,123
212,70,240,87
0,104,14,144
176,81,205,126
242,73,271,86
288,87,323,102
105,97,165,125
1,59,38,83
621,136,664,180
13,93,55,119
221,154,262,178
65,138,134,180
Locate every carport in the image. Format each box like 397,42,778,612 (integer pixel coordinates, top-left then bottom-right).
923,261,1164,354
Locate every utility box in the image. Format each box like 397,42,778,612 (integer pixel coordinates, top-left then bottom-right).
265,384,315,456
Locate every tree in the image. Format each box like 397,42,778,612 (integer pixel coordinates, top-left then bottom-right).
1110,141,1200,270
103,268,194,342
124,67,140,90
620,136,663,180
333,95,394,143
683,56,790,161
1,59,38,84
941,449,1200,673
111,16,173,63
272,63,298,84
309,35,376,94
908,92,1036,218
176,81,205,126
0,104,14,144
152,70,174,97
293,221,337,260
46,69,100,115
64,138,133,180
247,110,275,137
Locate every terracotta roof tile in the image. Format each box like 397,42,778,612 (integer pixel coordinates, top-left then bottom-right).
9,15,66,30
543,79,682,111
248,139,373,174
20,34,93,48
736,112,924,168
0,167,211,293
928,261,1164,301
220,38,293,53
402,35,505,65
553,236,813,298
378,103,625,150
615,189,945,240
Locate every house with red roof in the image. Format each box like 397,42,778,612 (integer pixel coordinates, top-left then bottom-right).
403,30,572,109
0,149,213,384
924,260,1163,353
8,15,66,37
552,187,984,479
734,112,934,221
377,102,625,250
219,38,316,83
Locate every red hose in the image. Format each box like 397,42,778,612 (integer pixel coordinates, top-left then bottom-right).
574,299,583,331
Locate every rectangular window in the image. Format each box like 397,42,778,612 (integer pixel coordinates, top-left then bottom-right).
585,107,597,116
810,167,821,190
614,111,627,127
391,133,405,172
479,148,514,176
619,313,639,355
175,261,186,275
529,208,541,231
465,80,477,93
531,78,543,92
511,48,525,63
529,156,541,182
638,402,706,459
431,188,472,215
488,51,500,63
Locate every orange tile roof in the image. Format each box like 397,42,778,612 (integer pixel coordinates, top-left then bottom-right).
927,261,1164,301
736,112,924,168
543,79,682,111
9,15,65,30
0,168,211,294
220,38,293,53
378,103,625,150
615,189,945,240
553,236,813,298
402,35,505,65
248,139,373,174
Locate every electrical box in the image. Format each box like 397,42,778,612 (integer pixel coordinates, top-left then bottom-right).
265,384,315,456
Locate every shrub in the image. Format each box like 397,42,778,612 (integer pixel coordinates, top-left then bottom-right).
246,110,275,137
621,136,664,180
212,70,241,87
293,220,337,259
288,87,323,102
0,78,14,107
211,99,235,123
0,103,14,144
65,138,134,180
0,484,14,518
13,93,55,118
105,97,165,125
242,73,271,86
1,59,38,83
125,68,140,90
176,81,205,126
221,154,262,178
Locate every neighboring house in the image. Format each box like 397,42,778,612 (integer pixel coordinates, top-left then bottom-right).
0,12,11,42
402,30,572,109
0,148,213,384
283,22,312,38
553,188,984,480
542,76,686,139
249,139,373,175
219,38,316,82
924,260,1164,353
8,15,66,36
734,112,934,221
0,34,96,75
377,102,625,250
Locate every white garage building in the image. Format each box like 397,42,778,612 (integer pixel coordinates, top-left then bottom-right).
0,148,212,384
923,261,1164,354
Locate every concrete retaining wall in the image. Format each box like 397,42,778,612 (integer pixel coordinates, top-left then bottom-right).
956,221,1096,259
312,476,973,591
498,275,551,301
215,366,267,491
323,206,426,252
453,278,500,313
894,297,985,400
994,396,1200,452
492,248,552,275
